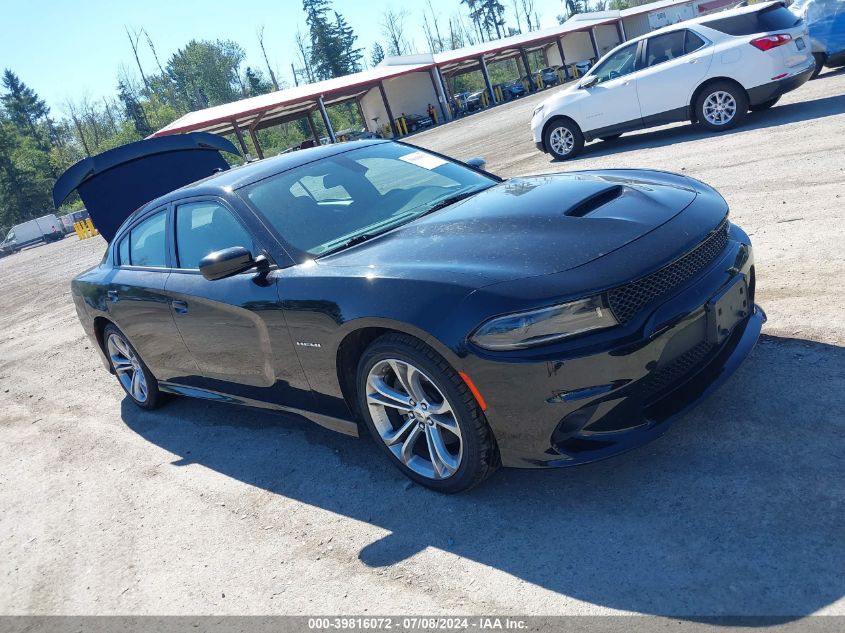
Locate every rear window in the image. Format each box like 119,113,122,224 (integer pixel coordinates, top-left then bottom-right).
702,6,802,35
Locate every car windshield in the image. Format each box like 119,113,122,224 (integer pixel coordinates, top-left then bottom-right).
240,143,496,257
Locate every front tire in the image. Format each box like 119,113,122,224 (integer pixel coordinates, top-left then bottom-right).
103,324,162,410
696,81,748,131
543,117,584,160
749,96,780,112
356,333,498,493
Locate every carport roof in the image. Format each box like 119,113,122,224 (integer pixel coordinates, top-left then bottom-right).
151,62,434,138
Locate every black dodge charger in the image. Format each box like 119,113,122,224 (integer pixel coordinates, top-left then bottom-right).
56,134,763,493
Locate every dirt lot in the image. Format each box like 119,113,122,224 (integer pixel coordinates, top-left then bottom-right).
1,69,843,618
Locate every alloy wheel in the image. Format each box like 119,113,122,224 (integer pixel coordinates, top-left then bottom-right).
549,125,575,156
365,359,463,480
107,333,148,403
702,91,737,126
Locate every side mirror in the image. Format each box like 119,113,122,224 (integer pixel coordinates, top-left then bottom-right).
466,157,487,170
199,246,258,281
579,75,598,89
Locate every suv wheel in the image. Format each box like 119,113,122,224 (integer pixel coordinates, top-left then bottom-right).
696,82,748,131
356,333,499,493
543,118,584,160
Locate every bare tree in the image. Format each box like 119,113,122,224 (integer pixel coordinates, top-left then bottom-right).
257,26,280,91
426,0,444,51
511,0,523,32
381,7,411,56
144,29,167,76
520,0,537,30
124,26,150,92
65,99,90,156
294,29,315,84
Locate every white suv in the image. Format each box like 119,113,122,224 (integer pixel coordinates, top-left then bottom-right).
531,1,815,160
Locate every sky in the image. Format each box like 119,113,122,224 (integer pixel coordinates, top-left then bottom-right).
0,0,570,113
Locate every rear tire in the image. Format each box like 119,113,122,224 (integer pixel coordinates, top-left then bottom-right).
749,96,780,112
103,324,162,410
811,53,826,79
695,81,748,131
543,118,585,160
356,333,498,493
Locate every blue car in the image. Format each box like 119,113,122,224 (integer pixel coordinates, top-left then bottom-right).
504,81,525,99
790,0,845,77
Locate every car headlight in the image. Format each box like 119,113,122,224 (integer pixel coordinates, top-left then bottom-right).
532,104,544,117
470,296,618,351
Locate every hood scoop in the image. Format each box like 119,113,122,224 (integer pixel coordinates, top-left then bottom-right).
563,184,624,217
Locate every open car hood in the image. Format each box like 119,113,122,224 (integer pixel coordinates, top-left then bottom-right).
52,132,240,242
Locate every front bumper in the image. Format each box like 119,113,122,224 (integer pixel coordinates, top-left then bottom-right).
466,234,762,468
748,59,815,105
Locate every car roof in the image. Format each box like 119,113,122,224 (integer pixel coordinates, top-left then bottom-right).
622,0,785,42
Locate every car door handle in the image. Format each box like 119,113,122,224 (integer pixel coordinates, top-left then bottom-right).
107,290,119,303
172,300,189,314
688,58,699,64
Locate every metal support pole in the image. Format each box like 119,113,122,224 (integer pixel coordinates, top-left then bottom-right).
617,19,627,43
556,38,570,80
248,127,264,159
478,56,497,105
317,95,336,144
519,48,536,91
378,81,399,138
231,120,250,157
306,111,320,143
589,28,600,60
429,68,451,122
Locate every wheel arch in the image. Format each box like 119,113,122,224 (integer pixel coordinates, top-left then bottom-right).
541,114,583,146
689,77,749,123
334,320,463,420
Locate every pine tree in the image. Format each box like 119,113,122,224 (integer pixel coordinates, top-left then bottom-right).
117,79,152,137
335,12,363,73
1,70,50,149
303,0,363,79
370,42,385,67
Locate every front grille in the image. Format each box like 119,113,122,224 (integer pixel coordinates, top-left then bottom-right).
608,219,730,324
641,341,713,402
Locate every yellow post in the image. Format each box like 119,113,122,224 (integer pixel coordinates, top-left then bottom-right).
73,221,84,240
522,79,529,92
571,63,579,78
536,73,542,88
432,109,438,124
495,86,503,102
85,218,98,236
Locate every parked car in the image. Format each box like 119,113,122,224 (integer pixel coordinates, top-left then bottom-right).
57,133,763,493
0,214,64,255
403,113,434,132
789,0,845,77
540,67,560,87
502,80,526,99
455,91,483,113
532,1,814,160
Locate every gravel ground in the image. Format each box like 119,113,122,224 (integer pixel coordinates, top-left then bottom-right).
1,68,843,618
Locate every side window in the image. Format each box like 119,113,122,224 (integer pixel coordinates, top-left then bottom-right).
591,43,640,84
175,201,255,269
685,30,706,54
646,31,686,67
117,235,130,266
129,211,167,268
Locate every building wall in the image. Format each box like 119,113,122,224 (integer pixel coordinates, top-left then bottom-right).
594,24,622,56
561,31,596,64
622,13,652,39
360,72,438,135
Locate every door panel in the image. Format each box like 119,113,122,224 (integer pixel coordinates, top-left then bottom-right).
165,198,314,409
636,30,714,120
580,41,643,133
105,268,198,381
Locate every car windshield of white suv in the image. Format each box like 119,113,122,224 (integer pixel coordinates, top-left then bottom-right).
591,43,639,84
240,143,496,257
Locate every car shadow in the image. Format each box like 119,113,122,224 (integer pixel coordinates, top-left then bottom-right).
554,93,845,163
121,334,843,619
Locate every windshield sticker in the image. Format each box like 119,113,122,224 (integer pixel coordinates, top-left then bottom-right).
399,151,447,170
